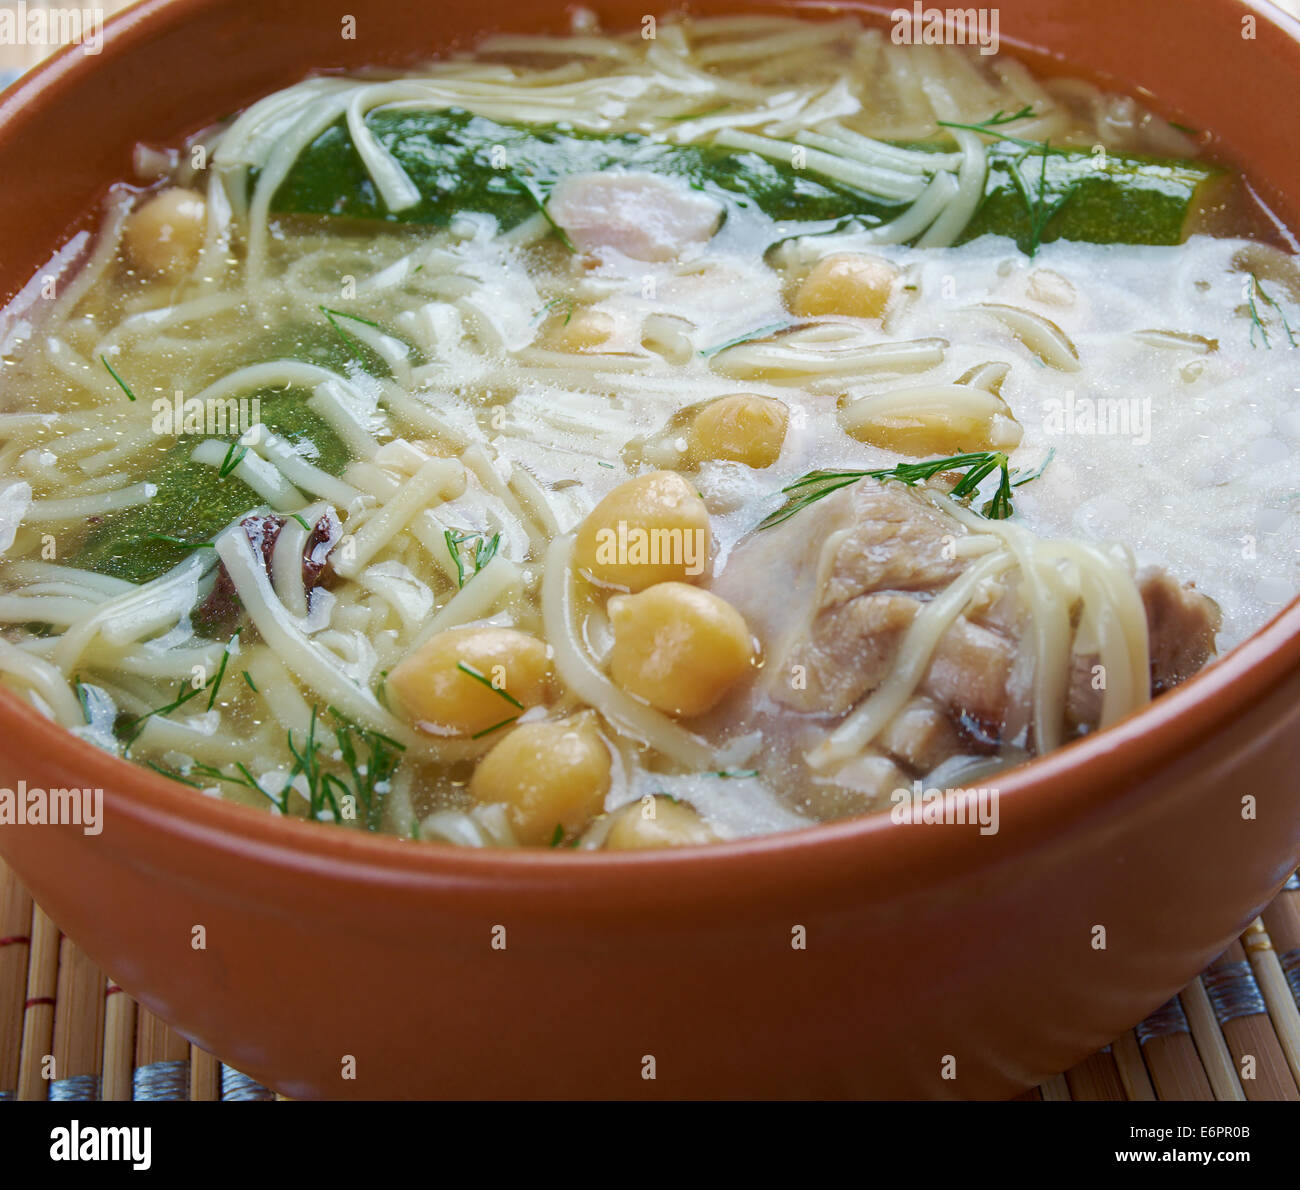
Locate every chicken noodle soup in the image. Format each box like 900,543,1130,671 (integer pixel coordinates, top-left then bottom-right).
0,12,1296,848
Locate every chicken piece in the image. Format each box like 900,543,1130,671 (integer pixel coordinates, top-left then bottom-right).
821,479,966,600
710,477,1221,789
1066,568,1222,731
781,593,919,714
876,697,964,772
1139,568,1222,694
547,171,724,263
922,617,1014,741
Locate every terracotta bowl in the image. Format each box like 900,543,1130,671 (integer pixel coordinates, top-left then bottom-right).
1,0,1299,1100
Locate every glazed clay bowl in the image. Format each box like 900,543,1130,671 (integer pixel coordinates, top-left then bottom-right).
1,0,1299,1099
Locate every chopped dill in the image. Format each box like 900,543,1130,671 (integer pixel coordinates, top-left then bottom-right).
73,675,93,725
144,760,206,790
191,758,278,811
1005,142,1080,257
118,679,206,752
549,823,564,848
935,108,1076,255
444,528,468,587
116,627,236,747
709,769,759,779
537,295,576,326
474,532,501,574
145,533,215,549
291,512,313,532
445,529,501,588
217,440,248,478
700,320,789,358
327,707,406,832
100,355,136,401
241,670,258,693
515,177,577,253
320,305,383,367
472,716,518,740
206,632,238,712
1247,274,1297,349
936,105,1039,149
1011,447,1056,488
759,450,1054,531
456,661,524,710
1247,282,1270,348
200,706,406,828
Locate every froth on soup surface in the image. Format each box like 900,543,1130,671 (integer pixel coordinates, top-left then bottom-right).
0,12,1296,849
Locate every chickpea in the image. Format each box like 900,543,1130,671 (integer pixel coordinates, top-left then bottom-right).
573,471,712,592
607,582,754,716
124,187,207,278
838,387,1023,456
605,796,717,849
688,394,788,469
546,306,615,352
388,626,551,736
792,252,899,320
469,715,612,844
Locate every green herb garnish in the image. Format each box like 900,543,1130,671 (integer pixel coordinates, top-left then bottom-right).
1005,141,1080,257
759,450,1053,531
118,679,206,751
327,707,405,832
445,529,501,588
73,676,93,725
320,305,383,367
936,108,1080,255
205,632,238,711
100,355,136,402
144,533,215,549
514,177,577,253
471,716,518,740
1247,274,1297,350
215,706,403,828
456,661,524,710
537,295,576,326
217,440,248,478
191,758,278,810
700,321,789,358
937,105,1039,148
143,760,206,790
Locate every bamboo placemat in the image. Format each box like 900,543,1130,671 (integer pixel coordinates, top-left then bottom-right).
2,853,1298,1101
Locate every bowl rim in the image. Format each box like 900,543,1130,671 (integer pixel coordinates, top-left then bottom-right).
3,0,1300,899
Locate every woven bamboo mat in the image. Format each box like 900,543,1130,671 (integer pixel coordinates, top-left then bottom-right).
1,854,1298,1101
